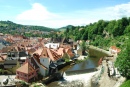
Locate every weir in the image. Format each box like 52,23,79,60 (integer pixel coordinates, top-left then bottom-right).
65,68,97,76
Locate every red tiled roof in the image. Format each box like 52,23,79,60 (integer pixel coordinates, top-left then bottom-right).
33,48,43,56
33,53,48,70
65,48,74,58
110,46,121,53
17,62,35,74
0,55,7,62
34,47,62,61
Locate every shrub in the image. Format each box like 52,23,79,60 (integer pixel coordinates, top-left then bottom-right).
120,80,130,87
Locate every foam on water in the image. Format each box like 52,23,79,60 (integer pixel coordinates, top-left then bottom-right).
58,72,97,87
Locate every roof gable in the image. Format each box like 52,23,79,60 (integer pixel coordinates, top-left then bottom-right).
17,61,35,74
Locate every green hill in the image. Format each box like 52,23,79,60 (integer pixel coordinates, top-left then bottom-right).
58,25,74,31
62,17,130,50
0,20,56,34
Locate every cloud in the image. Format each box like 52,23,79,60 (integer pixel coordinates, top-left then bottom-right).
107,2,130,18
16,2,130,28
16,3,59,21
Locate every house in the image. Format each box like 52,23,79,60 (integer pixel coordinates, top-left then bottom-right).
0,37,10,49
64,48,74,58
77,48,82,55
0,55,7,66
0,45,29,67
45,43,60,49
1,46,19,60
109,46,121,55
4,60,17,69
1,46,28,60
56,47,74,58
73,42,78,50
32,47,63,76
33,53,48,76
16,57,39,82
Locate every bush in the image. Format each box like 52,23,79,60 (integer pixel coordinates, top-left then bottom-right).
15,81,29,87
120,80,130,87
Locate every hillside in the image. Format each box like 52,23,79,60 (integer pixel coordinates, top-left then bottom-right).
62,17,130,50
58,25,74,31
60,17,130,86
0,21,56,35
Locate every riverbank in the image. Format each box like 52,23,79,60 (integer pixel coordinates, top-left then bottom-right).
91,59,126,87
47,55,100,87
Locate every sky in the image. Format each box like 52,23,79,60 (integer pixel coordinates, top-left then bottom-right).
0,0,130,28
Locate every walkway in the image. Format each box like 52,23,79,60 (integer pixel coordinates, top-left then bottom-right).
98,60,117,87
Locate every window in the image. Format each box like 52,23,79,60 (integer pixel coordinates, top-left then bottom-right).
8,53,11,57
11,53,15,57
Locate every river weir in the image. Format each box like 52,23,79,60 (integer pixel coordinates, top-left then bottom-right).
47,72,97,87
47,57,100,87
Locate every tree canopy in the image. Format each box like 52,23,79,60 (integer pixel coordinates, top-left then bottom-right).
0,21,56,37
62,17,130,50
115,39,130,79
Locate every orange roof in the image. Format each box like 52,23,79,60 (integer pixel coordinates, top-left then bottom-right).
39,47,62,61
17,62,35,74
40,47,48,57
33,48,43,55
50,49,62,61
0,54,7,61
57,48,64,56
110,46,121,53
33,54,48,70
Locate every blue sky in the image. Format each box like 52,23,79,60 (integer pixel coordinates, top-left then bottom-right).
0,0,130,28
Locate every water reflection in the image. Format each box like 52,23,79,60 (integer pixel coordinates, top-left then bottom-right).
47,57,100,87
67,57,100,71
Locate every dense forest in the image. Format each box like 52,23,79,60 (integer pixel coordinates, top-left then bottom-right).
0,21,56,36
60,17,130,50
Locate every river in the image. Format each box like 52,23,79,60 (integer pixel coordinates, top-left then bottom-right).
47,57,100,87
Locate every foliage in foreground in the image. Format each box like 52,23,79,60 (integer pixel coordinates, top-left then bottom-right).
120,80,130,87
115,39,130,79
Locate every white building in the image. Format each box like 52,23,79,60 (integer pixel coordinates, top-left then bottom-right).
45,43,59,49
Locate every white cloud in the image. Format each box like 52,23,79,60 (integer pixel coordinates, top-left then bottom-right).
15,2,130,28
16,3,59,21
107,2,130,18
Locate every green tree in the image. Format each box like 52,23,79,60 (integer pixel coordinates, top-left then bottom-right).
115,39,130,79
62,53,70,62
124,25,130,35
80,40,87,55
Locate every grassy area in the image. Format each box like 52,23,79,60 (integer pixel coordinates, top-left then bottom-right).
15,81,29,87
31,83,46,87
0,69,12,74
120,80,130,87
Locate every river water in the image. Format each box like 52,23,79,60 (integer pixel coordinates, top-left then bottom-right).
47,57,100,87
67,57,100,71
